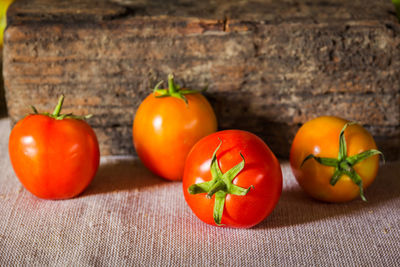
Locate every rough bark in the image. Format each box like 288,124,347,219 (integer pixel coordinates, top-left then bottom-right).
3,0,400,159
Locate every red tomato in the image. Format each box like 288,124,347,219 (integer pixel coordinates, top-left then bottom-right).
182,130,282,228
8,95,100,199
290,116,383,202
133,74,217,181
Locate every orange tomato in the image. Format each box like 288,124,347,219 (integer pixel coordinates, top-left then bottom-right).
133,75,217,181
290,116,382,202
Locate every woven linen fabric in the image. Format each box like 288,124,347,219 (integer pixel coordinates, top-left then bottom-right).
0,118,399,266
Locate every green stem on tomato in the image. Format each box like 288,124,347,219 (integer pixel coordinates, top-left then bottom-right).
52,95,64,117
153,74,207,105
206,180,227,199
30,95,92,120
188,140,253,226
301,122,384,201
167,74,178,94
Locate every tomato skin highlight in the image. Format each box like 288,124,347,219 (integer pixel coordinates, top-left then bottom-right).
290,116,380,203
9,114,100,199
133,93,217,181
183,130,282,228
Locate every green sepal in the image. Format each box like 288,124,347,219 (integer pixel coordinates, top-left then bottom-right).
188,140,253,226
180,85,208,95
30,105,38,114
210,140,223,178
229,184,254,196
171,91,189,104
338,122,355,161
301,154,338,168
153,74,205,105
300,121,384,202
329,168,343,186
188,180,214,194
30,95,92,120
152,80,164,94
222,152,245,183
346,149,385,166
343,169,367,202
206,181,226,199
214,192,227,226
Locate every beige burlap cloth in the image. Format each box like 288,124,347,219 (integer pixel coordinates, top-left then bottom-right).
0,118,399,266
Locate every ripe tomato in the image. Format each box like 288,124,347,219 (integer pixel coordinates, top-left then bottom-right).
133,74,217,181
8,95,100,199
290,116,383,202
182,130,282,228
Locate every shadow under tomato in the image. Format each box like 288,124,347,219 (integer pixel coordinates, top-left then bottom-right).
82,157,166,196
254,161,400,229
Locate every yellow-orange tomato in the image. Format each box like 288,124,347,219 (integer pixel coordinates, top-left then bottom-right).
290,116,381,202
133,75,217,181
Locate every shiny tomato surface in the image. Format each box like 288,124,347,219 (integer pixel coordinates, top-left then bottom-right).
290,116,380,202
133,93,217,181
9,114,100,199
183,130,282,228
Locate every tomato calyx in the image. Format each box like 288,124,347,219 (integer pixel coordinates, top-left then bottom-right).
30,95,92,120
153,74,206,105
301,122,384,201
188,140,254,226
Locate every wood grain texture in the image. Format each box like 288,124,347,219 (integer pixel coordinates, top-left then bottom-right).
3,0,400,159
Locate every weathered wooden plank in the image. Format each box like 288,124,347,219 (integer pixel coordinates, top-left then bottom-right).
3,0,400,159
